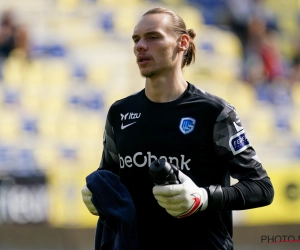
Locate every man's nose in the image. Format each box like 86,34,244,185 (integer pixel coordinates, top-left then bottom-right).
136,39,147,51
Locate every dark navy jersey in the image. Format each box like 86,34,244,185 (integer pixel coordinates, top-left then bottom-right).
98,82,272,250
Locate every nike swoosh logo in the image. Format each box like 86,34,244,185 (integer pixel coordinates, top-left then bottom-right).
121,122,137,130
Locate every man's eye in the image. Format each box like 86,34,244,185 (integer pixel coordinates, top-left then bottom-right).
149,36,157,40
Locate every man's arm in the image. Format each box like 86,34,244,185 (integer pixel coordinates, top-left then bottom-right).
207,177,274,210
223,177,274,209
98,115,119,173
82,110,119,215
211,102,274,210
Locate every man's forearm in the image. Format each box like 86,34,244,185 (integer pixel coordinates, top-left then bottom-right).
207,177,274,210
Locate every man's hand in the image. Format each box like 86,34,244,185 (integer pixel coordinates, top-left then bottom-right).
81,185,99,216
152,171,208,218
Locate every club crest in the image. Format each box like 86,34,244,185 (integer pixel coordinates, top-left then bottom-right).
179,117,196,134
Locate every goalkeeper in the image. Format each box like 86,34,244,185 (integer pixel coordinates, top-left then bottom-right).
81,7,274,250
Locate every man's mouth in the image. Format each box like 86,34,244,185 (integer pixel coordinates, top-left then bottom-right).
137,55,151,65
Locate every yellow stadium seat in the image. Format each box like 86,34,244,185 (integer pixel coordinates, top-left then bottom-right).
174,5,204,32
21,85,67,115
113,6,141,36
97,0,142,6
43,60,70,86
0,110,20,140
215,32,242,59
40,94,67,115
80,115,104,139
34,140,58,171
77,140,103,171
86,65,111,87
225,81,257,116
290,112,300,139
291,82,300,107
56,0,80,10
56,112,81,143
23,59,44,86
46,165,99,227
38,115,59,139
20,86,42,114
2,56,26,87
22,95,42,114
247,105,275,143
161,0,188,7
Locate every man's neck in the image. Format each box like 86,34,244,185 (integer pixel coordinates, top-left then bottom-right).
144,74,188,103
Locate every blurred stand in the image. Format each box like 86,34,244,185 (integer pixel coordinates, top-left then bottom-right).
221,0,278,59
0,1,298,250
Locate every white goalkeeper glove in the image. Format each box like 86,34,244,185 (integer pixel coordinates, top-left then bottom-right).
81,185,99,216
152,170,208,218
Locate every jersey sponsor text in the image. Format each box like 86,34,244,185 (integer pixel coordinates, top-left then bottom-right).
119,151,191,170
120,112,141,121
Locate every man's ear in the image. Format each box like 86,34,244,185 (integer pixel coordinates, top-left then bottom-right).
178,34,190,52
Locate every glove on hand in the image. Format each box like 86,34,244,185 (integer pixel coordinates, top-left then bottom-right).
152,170,208,218
81,185,99,216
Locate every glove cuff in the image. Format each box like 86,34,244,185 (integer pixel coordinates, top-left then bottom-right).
206,185,224,209
199,187,208,211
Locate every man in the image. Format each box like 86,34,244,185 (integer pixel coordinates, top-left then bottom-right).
82,7,274,250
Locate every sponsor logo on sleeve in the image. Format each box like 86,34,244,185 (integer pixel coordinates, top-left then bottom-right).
229,130,251,155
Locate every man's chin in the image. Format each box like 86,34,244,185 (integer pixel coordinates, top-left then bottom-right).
140,71,154,78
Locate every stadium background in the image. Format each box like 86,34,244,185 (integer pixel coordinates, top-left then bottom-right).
0,0,299,249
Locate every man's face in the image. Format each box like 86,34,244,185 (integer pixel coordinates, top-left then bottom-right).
132,13,180,78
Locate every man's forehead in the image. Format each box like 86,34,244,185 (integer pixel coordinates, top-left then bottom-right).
133,13,171,36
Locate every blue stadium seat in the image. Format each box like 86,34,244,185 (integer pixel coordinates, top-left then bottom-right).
3,88,20,107
96,11,114,33
21,116,39,135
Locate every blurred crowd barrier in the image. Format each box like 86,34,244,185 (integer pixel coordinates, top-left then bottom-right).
0,0,299,231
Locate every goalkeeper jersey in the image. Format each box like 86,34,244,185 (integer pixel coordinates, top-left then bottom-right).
98,82,271,250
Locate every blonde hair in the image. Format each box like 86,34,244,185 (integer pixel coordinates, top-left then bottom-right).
143,7,196,68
